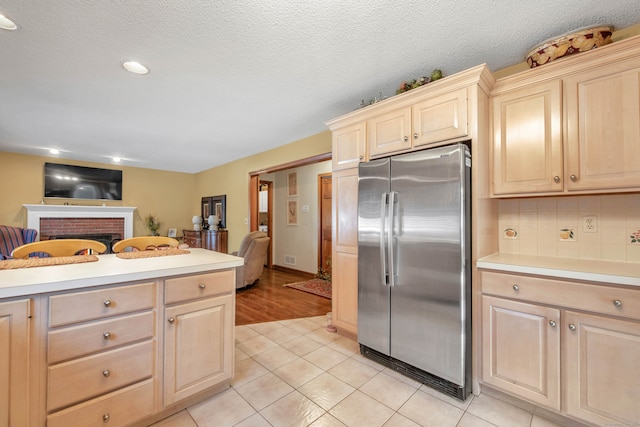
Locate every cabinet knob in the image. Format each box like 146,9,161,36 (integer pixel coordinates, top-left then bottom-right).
168,317,175,324
549,320,557,327
512,284,519,292
103,299,112,308
102,369,110,377
403,136,409,142
570,174,577,182
613,299,622,308
102,413,110,423
413,133,418,139
553,176,560,183
199,283,206,289
358,155,363,160
568,323,576,331
103,332,111,340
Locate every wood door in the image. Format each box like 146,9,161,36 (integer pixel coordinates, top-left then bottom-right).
482,295,561,410
0,299,30,427
164,294,233,406
564,310,640,426
318,173,332,274
565,62,640,192
367,107,412,158
491,80,563,195
413,87,468,147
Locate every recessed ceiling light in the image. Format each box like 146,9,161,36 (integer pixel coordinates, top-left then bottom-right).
49,148,60,155
0,14,17,31
122,61,149,75
113,157,121,163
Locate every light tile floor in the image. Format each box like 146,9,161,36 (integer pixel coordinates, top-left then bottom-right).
151,316,564,427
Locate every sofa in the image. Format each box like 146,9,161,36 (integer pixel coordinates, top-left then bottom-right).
231,231,270,289
0,225,38,260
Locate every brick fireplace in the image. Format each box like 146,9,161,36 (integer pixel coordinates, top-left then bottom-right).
23,204,136,241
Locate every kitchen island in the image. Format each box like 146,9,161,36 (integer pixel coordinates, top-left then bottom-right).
0,248,243,427
477,253,640,426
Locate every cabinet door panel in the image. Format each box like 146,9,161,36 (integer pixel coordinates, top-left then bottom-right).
331,251,358,336
333,168,359,253
368,108,412,157
0,299,29,427
482,296,560,410
413,87,468,147
164,294,233,405
492,81,563,195
333,123,366,170
566,64,640,191
565,311,640,426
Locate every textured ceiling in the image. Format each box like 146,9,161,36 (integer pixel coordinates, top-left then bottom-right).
1,1,639,173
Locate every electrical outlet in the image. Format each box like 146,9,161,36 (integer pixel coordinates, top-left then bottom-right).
583,215,598,233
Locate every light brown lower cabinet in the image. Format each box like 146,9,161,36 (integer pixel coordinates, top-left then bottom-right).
481,270,640,426
10,268,236,427
0,299,30,427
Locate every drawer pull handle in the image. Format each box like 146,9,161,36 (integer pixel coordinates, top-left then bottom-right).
103,413,110,423
168,317,175,325
103,332,111,340
199,283,206,289
568,323,576,331
549,320,557,327
103,299,112,308
102,369,110,377
613,299,622,308
553,176,560,183
512,284,519,292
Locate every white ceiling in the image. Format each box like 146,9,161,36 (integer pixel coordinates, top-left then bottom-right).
1,1,639,174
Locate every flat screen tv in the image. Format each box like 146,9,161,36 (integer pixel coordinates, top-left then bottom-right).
44,163,123,201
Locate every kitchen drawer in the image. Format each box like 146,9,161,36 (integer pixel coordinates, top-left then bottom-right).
165,270,234,304
47,379,154,427
49,281,156,327
480,270,640,320
48,311,154,363
47,340,153,411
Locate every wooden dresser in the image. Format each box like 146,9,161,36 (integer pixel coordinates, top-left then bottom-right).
182,230,228,254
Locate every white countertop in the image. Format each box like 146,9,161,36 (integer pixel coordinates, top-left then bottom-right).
477,253,640,287
0,248,244,298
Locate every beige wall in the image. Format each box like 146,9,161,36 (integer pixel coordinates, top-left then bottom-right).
194,131,332,252
0,130,331,250
0,152,195,236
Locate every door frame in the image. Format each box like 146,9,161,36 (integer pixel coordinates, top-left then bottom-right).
259,180,274,268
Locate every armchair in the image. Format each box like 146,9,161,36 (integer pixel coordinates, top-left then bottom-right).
232,231,270,289
0,225,38,260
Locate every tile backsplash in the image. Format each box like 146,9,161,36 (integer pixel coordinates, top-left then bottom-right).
498,193,640,262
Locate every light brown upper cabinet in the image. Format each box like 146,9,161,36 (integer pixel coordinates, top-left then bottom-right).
368,88,468,158
491,34,640,197
332,122,366,171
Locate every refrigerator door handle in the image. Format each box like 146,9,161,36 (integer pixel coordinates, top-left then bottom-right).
388,191,396,287
380,192,388,286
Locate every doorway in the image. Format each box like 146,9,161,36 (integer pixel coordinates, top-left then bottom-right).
248,153,331,273
258,180,273,268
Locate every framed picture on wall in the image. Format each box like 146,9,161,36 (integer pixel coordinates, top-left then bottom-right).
287,171,298,197
287,200,298,225
167,228,177,238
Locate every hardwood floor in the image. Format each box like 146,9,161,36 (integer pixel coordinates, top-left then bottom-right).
235,267,332,325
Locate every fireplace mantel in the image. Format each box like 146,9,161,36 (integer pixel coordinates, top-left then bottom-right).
23,204,137,239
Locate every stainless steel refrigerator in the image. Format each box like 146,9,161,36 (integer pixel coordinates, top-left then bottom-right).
358,143,471,400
